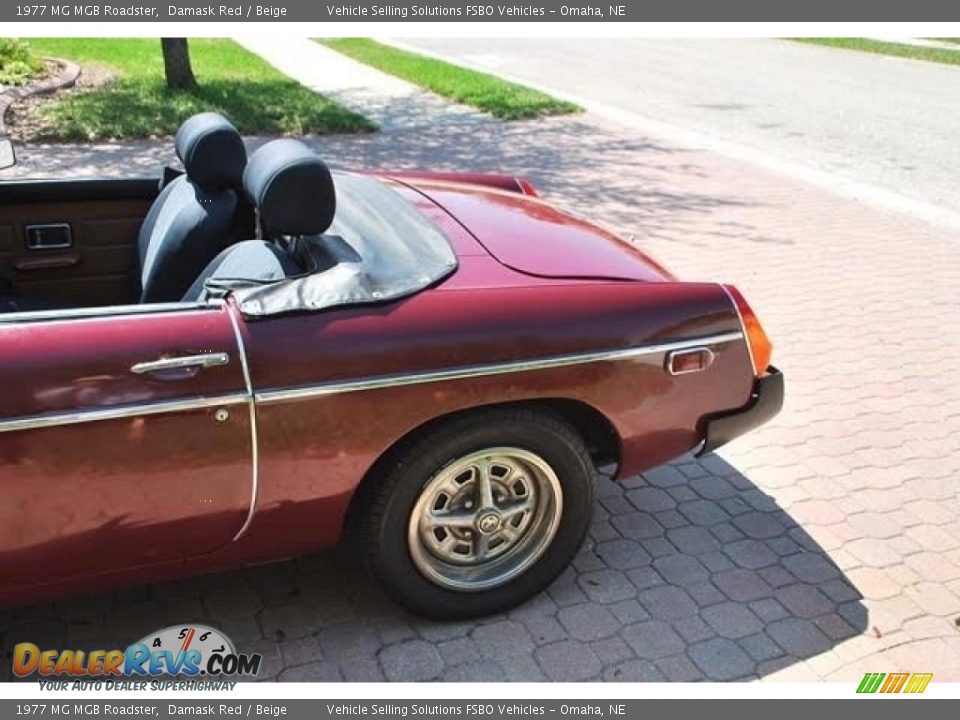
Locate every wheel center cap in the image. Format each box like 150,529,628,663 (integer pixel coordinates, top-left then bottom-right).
476,512,502,535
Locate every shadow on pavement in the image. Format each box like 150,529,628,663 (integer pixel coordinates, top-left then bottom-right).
0,452,867,683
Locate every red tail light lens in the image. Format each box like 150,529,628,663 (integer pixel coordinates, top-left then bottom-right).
724,284,773,375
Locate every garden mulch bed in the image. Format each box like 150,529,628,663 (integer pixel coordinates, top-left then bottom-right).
1,58,91,140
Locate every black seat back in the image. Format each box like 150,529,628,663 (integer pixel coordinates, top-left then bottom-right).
243,138,336,241
137,112,247,303
181,139,337,304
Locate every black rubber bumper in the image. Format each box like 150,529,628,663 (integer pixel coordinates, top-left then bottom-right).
696,367,785,456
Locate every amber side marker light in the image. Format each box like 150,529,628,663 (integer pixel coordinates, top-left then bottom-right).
724,284,773,376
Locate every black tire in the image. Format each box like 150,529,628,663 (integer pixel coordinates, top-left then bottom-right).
359,407,596,619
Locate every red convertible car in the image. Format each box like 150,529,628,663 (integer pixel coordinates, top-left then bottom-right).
0,114,782,618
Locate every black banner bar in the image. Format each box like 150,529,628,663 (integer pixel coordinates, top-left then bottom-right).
2,0,960,23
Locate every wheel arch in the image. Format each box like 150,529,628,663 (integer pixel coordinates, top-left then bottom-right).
342,398,620,540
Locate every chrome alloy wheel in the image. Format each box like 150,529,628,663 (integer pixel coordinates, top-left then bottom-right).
407,447,564,592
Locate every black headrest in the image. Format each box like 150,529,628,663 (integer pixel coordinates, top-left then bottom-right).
243,139,336,238
174,112,247,190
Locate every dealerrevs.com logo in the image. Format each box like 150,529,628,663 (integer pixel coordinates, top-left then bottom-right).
13,625,261,685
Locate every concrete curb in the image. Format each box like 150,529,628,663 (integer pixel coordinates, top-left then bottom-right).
0,57,80,135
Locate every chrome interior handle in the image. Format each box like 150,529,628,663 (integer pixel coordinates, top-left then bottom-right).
131,352,230,375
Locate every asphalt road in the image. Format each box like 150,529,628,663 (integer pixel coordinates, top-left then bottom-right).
396,38,960,215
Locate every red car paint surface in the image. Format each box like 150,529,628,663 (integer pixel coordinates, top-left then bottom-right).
400,178,675,282
0,171,763,606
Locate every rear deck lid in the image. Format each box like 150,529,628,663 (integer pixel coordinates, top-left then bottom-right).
400,178,674,282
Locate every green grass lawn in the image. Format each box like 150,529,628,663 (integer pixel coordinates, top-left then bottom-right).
319,38,580,121
22,38,375,141
794,38,960,67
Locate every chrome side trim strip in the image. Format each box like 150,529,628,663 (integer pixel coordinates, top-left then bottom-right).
255,332,744,405
226,303,259,544
718,284,757,376
0,299,225,325
0,393,249,434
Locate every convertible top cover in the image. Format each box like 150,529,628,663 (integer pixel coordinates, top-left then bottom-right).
203,173,458,318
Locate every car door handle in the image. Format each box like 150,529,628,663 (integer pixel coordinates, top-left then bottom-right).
130,352,230,375
14,254,81,271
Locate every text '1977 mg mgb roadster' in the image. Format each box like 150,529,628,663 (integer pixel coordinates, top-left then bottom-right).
0,113,783,618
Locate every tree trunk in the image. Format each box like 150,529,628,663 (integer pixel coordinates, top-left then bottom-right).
161,38,196,90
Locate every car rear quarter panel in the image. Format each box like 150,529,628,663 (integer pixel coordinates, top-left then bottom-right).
224,280,754,563
393,178,676,283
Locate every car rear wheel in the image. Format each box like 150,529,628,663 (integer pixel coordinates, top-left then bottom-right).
359,407,596,619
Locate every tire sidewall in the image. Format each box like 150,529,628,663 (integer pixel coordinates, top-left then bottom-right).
371,414,595,618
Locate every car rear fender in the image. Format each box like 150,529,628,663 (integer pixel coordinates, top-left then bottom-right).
224,280,754,561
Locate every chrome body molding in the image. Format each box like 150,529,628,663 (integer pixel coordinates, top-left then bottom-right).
0,299,225,325
0,394,249,434
0,331,743,436
255,331,745,405
719,283,757,376
225,303,260,543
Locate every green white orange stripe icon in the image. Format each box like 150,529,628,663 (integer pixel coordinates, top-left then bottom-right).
857,672,933,694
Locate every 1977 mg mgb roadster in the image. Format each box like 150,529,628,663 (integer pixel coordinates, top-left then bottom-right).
0,114,783,618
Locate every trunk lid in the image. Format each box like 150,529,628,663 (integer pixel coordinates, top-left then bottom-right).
396,178,674,282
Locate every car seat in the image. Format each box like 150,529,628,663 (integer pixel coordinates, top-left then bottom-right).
137,112,247,303
182,139,337,303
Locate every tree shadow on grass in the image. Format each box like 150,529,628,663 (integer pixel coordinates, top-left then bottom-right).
21,79,375,142
0,451,867,682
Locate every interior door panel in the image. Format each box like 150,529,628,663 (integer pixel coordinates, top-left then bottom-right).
0,178,158,307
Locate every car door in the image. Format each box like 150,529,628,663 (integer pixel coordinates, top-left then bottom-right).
0,301,253,592
0,178,159,307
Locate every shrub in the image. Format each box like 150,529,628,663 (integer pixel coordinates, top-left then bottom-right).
0,38,44,86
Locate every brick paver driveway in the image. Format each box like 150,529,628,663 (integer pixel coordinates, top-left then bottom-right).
3,114,959,682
